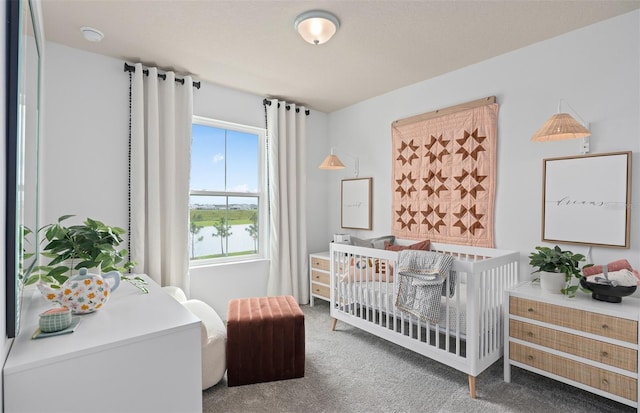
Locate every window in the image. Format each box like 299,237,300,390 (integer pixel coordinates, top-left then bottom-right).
190,116,266,264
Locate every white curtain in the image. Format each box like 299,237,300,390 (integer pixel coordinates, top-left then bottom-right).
130,63,193,292
265,99,309,303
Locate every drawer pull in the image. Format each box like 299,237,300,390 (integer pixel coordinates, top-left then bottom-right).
527,331,534,337
602,324,609,330
601,351,609,358
527,355,534,361
602,379,609,386
527,308,534,313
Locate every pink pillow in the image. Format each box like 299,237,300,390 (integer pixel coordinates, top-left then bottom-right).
341,258,394,283
384,240,430,251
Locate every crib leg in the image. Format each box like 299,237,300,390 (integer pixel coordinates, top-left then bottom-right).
468,375,477,399
330,318,338,331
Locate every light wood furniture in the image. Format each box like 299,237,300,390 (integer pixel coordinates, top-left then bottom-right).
505,282,640,410
309,251,330,306
4,275,203,413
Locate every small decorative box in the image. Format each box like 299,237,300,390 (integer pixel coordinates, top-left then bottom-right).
39,307,72,333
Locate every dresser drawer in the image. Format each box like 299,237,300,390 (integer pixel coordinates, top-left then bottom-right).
510,319,637,372
311,270,330,285
311,283,330,299
311,256,330,271
510,297,638,344
510,342,637,401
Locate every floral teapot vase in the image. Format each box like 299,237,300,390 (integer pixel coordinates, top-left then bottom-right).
38,268,121,314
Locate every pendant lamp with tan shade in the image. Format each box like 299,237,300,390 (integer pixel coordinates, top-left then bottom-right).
531,99,591,142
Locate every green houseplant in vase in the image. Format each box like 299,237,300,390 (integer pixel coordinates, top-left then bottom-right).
24,215,147,293
529,245,592,297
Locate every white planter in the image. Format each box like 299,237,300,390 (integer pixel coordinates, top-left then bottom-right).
539,271,566,294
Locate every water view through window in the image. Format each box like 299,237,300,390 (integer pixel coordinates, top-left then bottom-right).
190,121,262,260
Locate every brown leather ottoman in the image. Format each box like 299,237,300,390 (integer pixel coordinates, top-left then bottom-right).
226,295,305,386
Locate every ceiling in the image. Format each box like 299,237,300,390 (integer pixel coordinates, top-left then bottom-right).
40,0,640,113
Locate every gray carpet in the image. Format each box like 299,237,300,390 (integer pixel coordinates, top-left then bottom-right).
203,300,632,413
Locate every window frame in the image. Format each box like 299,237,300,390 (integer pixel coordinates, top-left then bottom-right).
189,115,268,266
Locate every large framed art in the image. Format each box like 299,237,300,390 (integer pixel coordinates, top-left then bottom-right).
341,177,372,230
542,151,632,248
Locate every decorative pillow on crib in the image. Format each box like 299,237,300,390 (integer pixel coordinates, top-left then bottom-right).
341,257,394,283
384,239,430,251
371,235,395,249
350,235,395,249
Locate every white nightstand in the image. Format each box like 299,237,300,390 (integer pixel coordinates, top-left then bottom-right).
309,251,330,306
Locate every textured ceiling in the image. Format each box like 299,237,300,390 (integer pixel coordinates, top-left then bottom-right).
41,0,640,113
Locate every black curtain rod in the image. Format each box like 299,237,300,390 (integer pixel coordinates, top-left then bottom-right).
124,62,200,89
263,98,310,116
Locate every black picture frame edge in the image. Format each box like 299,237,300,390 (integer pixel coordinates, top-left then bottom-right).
5,0,21,339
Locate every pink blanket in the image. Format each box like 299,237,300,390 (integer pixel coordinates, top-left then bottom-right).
583,259,632,276
583,259,640,285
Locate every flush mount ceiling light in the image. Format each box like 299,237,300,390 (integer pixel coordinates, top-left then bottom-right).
294,10,340,45
80,26,104,42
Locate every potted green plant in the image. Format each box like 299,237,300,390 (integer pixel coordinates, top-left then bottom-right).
529,245,592,296
25,215,146,292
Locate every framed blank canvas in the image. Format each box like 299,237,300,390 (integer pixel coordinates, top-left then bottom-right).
341,178,372,230
542,151,632,248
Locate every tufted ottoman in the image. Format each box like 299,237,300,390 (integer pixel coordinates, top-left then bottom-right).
226,296,305,387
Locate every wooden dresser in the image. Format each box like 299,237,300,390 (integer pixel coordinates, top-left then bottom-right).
309,251,330,306
505,282,640,410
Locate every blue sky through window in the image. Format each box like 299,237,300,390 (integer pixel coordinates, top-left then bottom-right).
190,124,259,195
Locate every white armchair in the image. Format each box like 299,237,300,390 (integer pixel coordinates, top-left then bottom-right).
163,286,226,389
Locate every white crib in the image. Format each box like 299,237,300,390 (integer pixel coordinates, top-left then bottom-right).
329,241,519,398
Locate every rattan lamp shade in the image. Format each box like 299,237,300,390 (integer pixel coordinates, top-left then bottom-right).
531,113,591,142
318,154,345,170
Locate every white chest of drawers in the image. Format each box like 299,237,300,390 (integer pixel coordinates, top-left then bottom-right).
4,275,202,412
505,282,640,410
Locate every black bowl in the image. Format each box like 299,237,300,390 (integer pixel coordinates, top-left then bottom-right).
579,277,637,303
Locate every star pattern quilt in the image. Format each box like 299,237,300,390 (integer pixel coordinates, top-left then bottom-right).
391,103,498,247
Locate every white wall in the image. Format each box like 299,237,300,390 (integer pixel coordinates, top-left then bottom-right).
189,260,269,321
325,10,640,277
41,42,329,312
41,43,130,228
